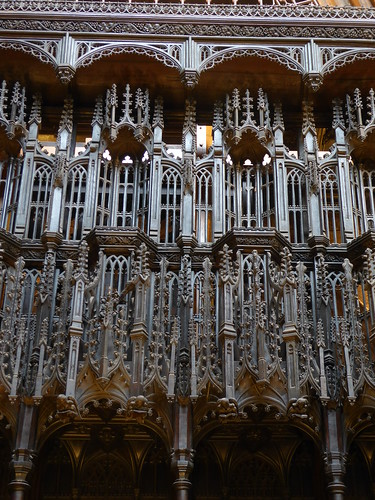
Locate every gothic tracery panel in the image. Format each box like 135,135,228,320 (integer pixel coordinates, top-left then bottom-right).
63,163,87,240
27,162,53,239
160,166,181,244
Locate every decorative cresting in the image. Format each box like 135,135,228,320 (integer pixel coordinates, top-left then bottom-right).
222,87,273,146
103,83,152,143
0,80,28,142
344,88,375,143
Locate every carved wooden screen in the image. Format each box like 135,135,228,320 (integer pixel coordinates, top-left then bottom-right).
0,157,22,233
79,453,134,498
63,163,87,240
160,166,181,244
287,167,308,243
40,440,73,499
27,163,53,239
289,442,324,499
228,456,281,499
320,164,343,244
195,166,213,243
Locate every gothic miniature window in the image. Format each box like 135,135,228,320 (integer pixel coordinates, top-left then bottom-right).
115,160,134,227
136,158,150,233
240,162,275,229
27,163,53,239
195,167,213,243
320,164,343,244
96,159,112,226
224,161,236,231
0,157,22,233
102,255,130,297
160,166,181,244
96,156,150,232
359,167,375,231
261,165,275,228
350,163,364,237
63,163,87,240
287,167,308,243
240,165,257,228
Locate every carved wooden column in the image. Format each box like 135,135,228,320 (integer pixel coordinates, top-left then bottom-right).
323,409,346,500
9,404,37,500
172,404,194,500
